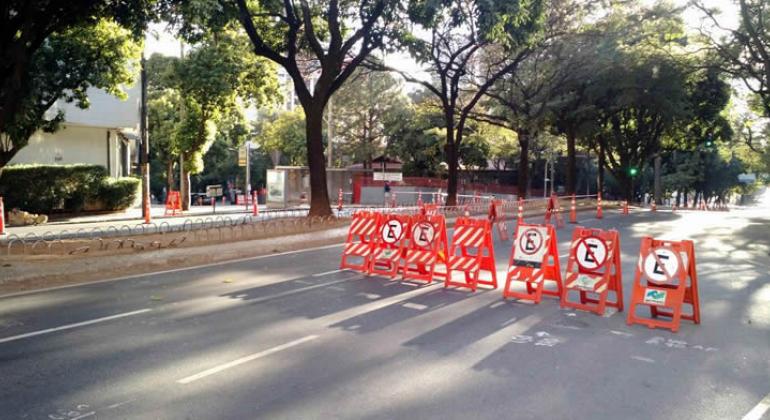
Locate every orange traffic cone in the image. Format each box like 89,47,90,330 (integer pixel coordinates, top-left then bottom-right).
596,193,603,219
569,195,577,224
622,200,629,215
651,201,657,212
253,191,259,216
517,198,525,224
337,188,343,212
0,197,5,236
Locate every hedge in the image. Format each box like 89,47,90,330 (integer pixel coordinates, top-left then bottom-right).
0,164,140,214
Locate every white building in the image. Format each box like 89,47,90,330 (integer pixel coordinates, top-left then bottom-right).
9,82,141,178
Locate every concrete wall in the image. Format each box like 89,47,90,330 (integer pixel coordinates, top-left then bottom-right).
9,125,130,178
47,84,140,130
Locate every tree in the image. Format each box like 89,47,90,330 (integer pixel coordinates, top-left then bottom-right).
331,70,408,168
376,0,544,205
186,0,405,216
170,30,278,209
0,13,148,170
257,108,309,166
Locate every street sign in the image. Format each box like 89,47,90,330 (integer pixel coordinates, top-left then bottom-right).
412,222,435,248
642,247,682,284
373,172,403,182
380,219,404,244
238,145,248,166
206,184,223,197
513,226,548,267
575,236,609,272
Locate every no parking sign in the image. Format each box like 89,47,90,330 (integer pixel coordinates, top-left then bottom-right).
513,226,549,268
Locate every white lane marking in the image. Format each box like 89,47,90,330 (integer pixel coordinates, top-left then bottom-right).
245,276,361,304
71,412,95,420
743,392,770,420
105,399,135,410
177,335,319,384
403,302,428,311
0,309,151,344
0,243,346,299
313,269,346,277
631,356,655,364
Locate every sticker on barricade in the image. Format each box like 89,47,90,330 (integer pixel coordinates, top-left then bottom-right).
503,223,562,303
400,214,449,283
626,237,701,332
340,211,379,273
370,214,411,278
444,217,497,291
561,227,623,315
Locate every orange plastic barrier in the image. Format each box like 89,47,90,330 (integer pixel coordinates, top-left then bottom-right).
503,223,562,303
544,193,565,228
488,200,509,241
561,227,624,315
421,203,438,216
569,195,577,224
596,193,603,219
626,237,701,332
401,214,449,283
444,217,497,291
340,211,379,273
370,214,411,278
165,191,182,216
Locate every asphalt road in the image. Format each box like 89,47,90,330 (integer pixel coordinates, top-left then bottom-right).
1,203,768,419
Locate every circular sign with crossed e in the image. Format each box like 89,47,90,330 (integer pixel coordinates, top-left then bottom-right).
575,236,609,272
411,222,435,248
380,219,404,244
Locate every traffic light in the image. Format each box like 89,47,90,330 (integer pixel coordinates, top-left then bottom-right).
628,167,639,177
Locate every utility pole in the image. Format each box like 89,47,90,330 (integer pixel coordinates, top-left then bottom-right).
140,54,151,223
245,142,251,198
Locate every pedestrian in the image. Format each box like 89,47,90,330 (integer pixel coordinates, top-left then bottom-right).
384,181,391,206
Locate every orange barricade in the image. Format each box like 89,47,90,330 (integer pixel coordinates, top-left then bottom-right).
444,217,497,291
401,214,449,283
165,191,182,216
544,193,565,228
488,200,509,241
370,214,411,278
561,227,623,315
626,237,701,332
340,211,379,273
421,203,438,216
503,223,562,303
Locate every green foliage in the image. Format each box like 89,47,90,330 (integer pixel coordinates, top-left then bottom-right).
97,178,141,210
256,108,309,166
332,70,409,167
0,164,138,213
0,18,142,167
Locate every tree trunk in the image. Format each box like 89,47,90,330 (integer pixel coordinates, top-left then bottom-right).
305,106,332,216
597,139,605,197
180,153,190,211
166,160,175,193
445,129,458,206
653,154,662,205
566,127,577,195
517,129,530,199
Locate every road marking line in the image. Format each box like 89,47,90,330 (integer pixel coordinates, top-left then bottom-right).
631,356,655,363
246,276,361,304
313,269,346,277
743,392,770,420
70,412,95,420
177,335,319,384
0,309,151,344
403,302,428,311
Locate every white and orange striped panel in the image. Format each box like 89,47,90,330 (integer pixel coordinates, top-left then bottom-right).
452,226,485,248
